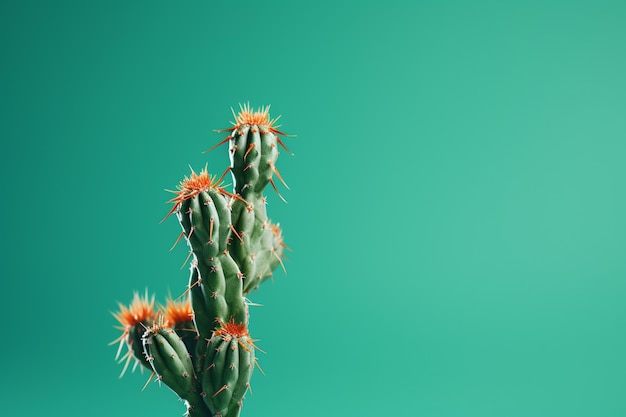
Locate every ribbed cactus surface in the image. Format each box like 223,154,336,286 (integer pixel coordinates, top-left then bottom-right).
112,104,292,417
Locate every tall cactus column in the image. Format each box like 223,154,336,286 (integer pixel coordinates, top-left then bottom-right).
112,104,292,417
214,104,291,294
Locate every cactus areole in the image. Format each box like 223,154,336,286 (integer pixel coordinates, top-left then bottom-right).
112,104,292,417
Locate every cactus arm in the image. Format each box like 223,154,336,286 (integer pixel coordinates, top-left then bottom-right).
172,182,249,336
202,329,255,417
216,106,290,295
143,326,194,392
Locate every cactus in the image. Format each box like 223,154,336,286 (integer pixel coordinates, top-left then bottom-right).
112,104,292,417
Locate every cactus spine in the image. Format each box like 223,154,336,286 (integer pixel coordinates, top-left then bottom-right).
112,104,291,417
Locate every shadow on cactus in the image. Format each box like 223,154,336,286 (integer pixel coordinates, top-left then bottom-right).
111,104,293,417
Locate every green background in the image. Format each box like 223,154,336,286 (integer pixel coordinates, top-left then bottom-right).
2,1,626,416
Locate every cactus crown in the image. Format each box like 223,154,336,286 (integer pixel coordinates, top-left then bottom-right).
162,296,193,326
168,166,222,204
165,166,247,219
231,103,281,132
214,319,250,339
113,291,156,330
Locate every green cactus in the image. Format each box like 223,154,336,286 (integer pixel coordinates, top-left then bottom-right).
112,104,292,417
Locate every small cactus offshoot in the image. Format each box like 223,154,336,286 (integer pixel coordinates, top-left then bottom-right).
112,104,292,417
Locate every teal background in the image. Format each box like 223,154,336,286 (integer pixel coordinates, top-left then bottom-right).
2,1,626,416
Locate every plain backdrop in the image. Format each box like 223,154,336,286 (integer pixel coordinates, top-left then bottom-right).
2,1,626,416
